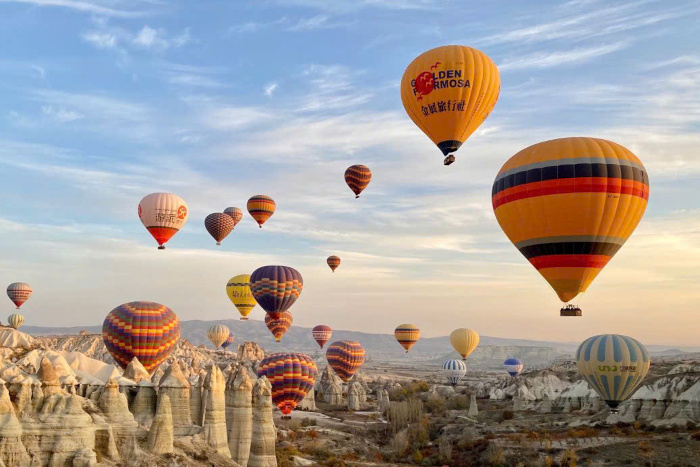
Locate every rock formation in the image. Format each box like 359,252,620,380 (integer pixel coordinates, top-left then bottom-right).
468,393,479,416
158,361,196,436
0,384,30,466
226,367,254,466
298,385,316,411
324,380,344,405
202,364,231,458
131,381,157,427
249,376,277,467
123,357,150,383
348,382,361,411
147,394,174,455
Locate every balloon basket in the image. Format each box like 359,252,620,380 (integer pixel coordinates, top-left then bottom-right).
157,245,165,250
281,415,292,420
444,154,456,166
560,304,582,317
240,317,249,321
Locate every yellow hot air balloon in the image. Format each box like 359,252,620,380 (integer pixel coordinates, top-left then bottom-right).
492,137,649,316
226,274,257,320
450,328,479,360
576,334,650,413
207,324,230,348
394,324,420,353
401,45,500,166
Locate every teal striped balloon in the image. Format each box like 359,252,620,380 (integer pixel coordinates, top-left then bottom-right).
575,334,650,412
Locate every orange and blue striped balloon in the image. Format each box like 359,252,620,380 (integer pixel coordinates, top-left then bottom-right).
247,195,276,228
327,255,341,272
326,340,365,382
492,137,649,309
265,311,293,342
257,352,318,416
250,265,303,319
394,324,420,353
102,301,180,373
344,165,372,198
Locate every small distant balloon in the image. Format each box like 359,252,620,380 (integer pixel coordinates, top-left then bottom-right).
226,274,257,320
205,213,235,245
312,325,332,348
394,324,420,353
138,193,189,249
257,352,317,416
221,333,235,350
326,340,365,382
249,265,303,319
327,255,341,272
504,358,524,377
265,312,292,342
450,328,480,360
207,324,230,348
247,195,276,228
345,165,372,198
7,282,32,309
8,313,25,329
223,207,243,228
442,359,467,386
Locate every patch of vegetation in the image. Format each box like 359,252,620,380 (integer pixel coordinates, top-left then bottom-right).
389,380,431,401
300,417,317,427
501,409,514,421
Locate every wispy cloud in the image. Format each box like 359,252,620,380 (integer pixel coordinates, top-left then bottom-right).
82,23,193,55
82,31,118,49
296,64,371,112
499,42,628,71
264,82,278,98
227,17,287,34
41,105,84,123
0,0,149,17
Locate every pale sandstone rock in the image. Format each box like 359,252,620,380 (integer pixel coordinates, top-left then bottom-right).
0,385,30,467
123,358,150,384
347,382,361,411
324,380,343,406
158,362,196,436
226,367,253,466
297,386,316,411
202,365,231,458
131,382,157,427
468,394,479,416
147,394,174,455
248,377,277,467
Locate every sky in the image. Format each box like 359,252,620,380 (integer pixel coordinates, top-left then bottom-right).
0,0,698,346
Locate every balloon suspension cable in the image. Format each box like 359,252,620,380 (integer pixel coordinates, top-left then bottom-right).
444,154,456,166
158,245,165,250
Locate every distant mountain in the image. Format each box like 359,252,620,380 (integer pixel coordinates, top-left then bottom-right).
21,319,700,368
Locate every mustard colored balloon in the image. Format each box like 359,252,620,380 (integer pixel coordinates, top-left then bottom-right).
207,324,230,348
576,334,650,412
401,45,500,165
450,328,480,360
394,324,420,353
492,137,650,309
226,274,257,320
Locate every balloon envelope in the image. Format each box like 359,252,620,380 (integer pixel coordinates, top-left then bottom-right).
327,255,341,272
250,265,303,319
394,324,420,353
492,137,649,307
442,359,467,386
8,313,24,329
504,358,524,377
576,334,650,411
223,207,243,227
226,274,257,320
312,325,332,348
7,282,32,309
138,193,189,249
265,312,293,342
326,340,365,382
257,352,318,415
450,328,480,359
247,195,276,227
401,45,500,163
102,301,180,373
344,165,372,198
205,213,235,245
207,324,230,348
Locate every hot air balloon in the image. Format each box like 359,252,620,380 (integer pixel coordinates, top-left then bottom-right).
249,265,303,319
102,301,180,373
138,193,189,249
344,165,372,198
450,328,479,360
401,45,500,166
326,340,365,382
394,324,420,353
257,352,318,418
221,333,235,350
247,195,276,228
8,313,24,329
312,325,332,348
208,324,230,348
226,274,257,320
492,137,649,316
7,282,32,309
442,359,467,386
204,213,235,245
576,334,650,413
265,312,292,342
327,255,341,272
223,207,243,228
504,358,524,377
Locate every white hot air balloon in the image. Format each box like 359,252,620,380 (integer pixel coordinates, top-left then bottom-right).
8,313,25,329
207,324,230,348
138,193,189,249
442,359,467,386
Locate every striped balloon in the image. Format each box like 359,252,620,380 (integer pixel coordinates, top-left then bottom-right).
326,340,365,382
442,359,467,386
312,325,332,348
450,328,480,360
249,265,303,319
576,334,650,412
492,137,649,312
394,324,420,353
138,193,189,249
247,195,276,228
7,282,32,309
223,207,243,227
102,301,180,373
327,255,341,272
344,165,372,198
221,333,235,349
207,324,230,348
257,352,318,416
204,213,235,245
504,358,524,377
265,312,293,342
8,313,24,329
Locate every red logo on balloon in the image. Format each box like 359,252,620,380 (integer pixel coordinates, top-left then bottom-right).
177,206,187,219
415,71,434,100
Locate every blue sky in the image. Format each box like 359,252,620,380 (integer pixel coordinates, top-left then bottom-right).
0,0,698,345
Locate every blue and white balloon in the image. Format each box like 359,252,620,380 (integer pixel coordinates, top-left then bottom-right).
442,359,467,386
504,358,524,377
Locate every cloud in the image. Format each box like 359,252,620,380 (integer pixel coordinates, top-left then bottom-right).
499,42,629,71
41,105,84,123
81,32,118,49
0,0,149,17
264,82,278,98
227,17,287,34
81,24,193,55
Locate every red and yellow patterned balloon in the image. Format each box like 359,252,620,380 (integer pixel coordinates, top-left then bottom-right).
257,352,318,416
265,311,293,342
247,195,276,228
344,165,372,198
327,255,341,272
326,340,365,382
